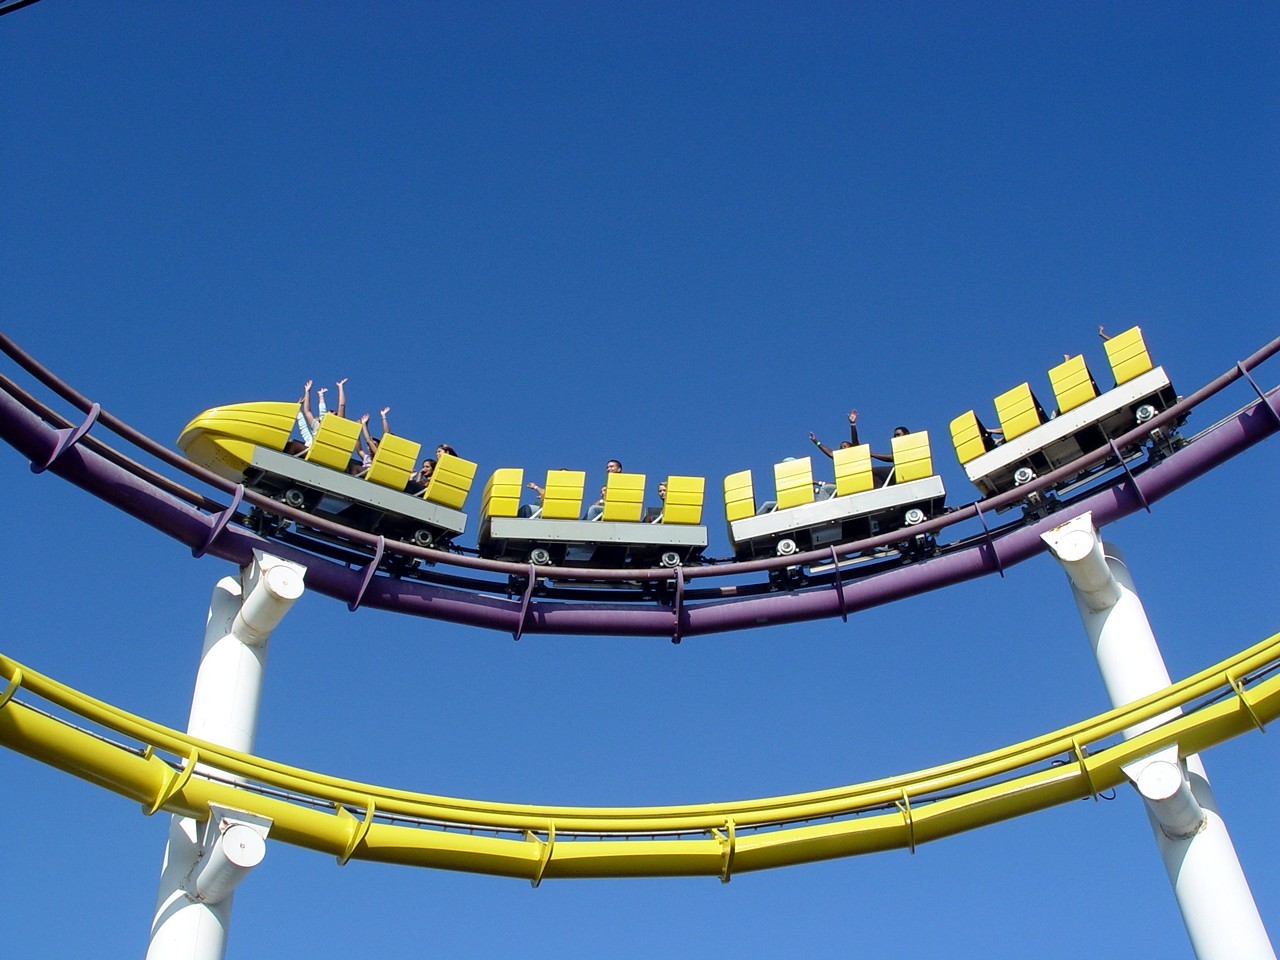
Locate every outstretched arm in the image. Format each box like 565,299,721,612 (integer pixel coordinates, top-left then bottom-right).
335,377,348,418
359,413,379,455
847,409,860,447
808,431,834,459
380,406,391,436
300,379,316,429
527,481,545,500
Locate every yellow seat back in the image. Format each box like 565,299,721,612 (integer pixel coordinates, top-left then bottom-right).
541,469,586,520
422,452,478,510
480,467,524,520
892,431,933,483
304,415,361,470
364,433,421,490
1104,325,1153,385
832,444,873,496
601,472,646,522
994,383,1045,442
774,457,815,510
950,410,990,465
1048,354,1098,414
661,475,705,525
723,470,755,523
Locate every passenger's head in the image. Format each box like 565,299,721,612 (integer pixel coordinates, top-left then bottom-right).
606,459,622,473
436,444,456,459
893,427,909,437
839,441,853,449
420,458,436,478
658,481,667,499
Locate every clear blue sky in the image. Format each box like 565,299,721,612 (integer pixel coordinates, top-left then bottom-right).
2,3,1278,956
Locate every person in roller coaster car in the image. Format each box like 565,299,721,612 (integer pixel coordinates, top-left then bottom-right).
406,457,436,496
285,377,348,455
808,409,906,487
586,459,623,520
353,407,392,475
645,480,667,523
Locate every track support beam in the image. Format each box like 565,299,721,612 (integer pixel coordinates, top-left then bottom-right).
147,552,305,960
1043,513,1275,960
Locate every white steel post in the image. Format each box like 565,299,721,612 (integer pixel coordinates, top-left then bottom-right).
1043,513,1274,960
147,552,305,960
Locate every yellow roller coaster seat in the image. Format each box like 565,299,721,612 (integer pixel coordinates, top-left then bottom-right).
480,468,524,520
364,434,421,491
1048,354,1098,415
1104,325,1153,385
304,415,361,471
723,470,755,523
950,410,992,466
832,444,874,496
661,475,705,525
774,457,815,510
423,453,478,510
892,431,933,483
540,469,586,520
994,383,1046,442
601,472,646,522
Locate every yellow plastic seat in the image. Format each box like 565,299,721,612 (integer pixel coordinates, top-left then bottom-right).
723,470,755,523
994,383,1047,442
949,410,994,465
480,467,524,521
774,457,815,510
891,431,933,483
540,469,586,520
1104,325,1154,385
422,452,478,510
304,415,361,471
364,433,421,491
661,475,705,525
601,472,646,522
832,444,873,496
1048,354,1099,414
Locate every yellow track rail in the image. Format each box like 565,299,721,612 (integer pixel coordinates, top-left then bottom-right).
1,633,1276,881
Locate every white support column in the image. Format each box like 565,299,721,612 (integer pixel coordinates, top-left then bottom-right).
1043,513,1274,960
147,552,305,960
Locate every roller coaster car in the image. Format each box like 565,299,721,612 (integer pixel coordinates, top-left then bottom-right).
477,469,708,568
950,326,1185,502
723,434,947,562
177,402,477,549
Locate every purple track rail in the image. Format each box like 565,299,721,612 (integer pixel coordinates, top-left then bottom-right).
1,334,1277,638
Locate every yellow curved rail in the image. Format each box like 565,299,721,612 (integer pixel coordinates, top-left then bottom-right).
0,634,1276,880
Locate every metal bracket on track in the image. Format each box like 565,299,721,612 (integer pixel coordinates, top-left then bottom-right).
973,503,1005,578
0,667,23,709
526,823,556,888
513,564,537,641
1237,361,1280,428
895,790,916,854
31,402,99,474
193,484,245,559
1106,437,1152,513
337,799,377,866
348,536,385,612
714,819,736,883
829,546,848,622
1226,670,1267,733
671,565,686,644
1071,738,1100,800
146,747,199,816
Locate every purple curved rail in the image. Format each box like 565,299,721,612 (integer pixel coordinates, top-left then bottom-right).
0,334,1277,637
